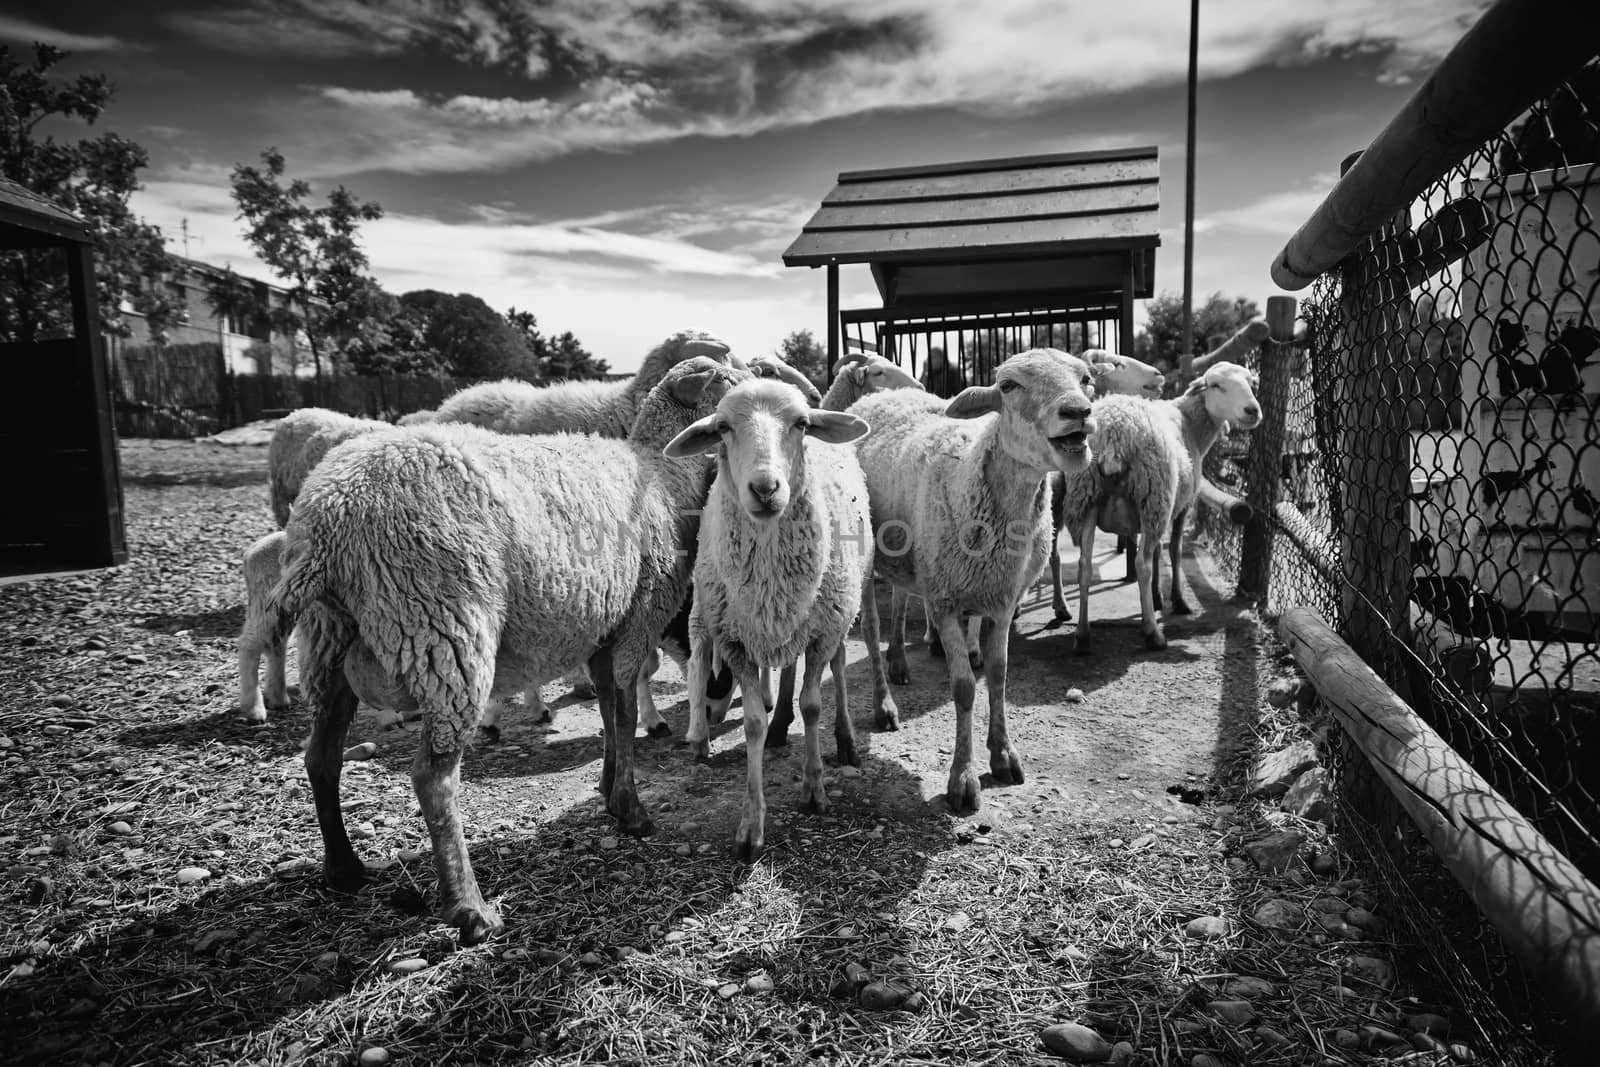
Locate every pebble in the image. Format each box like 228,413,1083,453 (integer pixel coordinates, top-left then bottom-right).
1345,954,1395,988
398,849,424,862
176,867,212,885
1345,907,1384,933
1309,851,1340,876
1192,1055,1225,1067
42,724,71,737
716,982,740,999
674,844,691,856
679,821,700,834
107,821,134,836
744,972,774,994
48,696,74,709
1223,976,1275,999
1332,1029,1360,1049
598,836,619,851
1243,830,1304,872
844,961,872,986
358,1049,391,1066
1311,895,1350,912
942,911,972,933
1108,1041,1134,1065
1407,1012,1450,1037
1254,1026,1290,1045
343,742,377,761
664,931,687,944
1184,916,1228,940
1360,1024,1407,1048
859,981,906,1010
838,766,862,779
1039,1021,1111,1061
1205,999,1256,1025
1449,1043,1476,1062
1064,688,1084,703
578,952,605,968
386,957,428,975
902,991,928,1012
313,951,339,971
0,736,12,749
1252,899,1304,930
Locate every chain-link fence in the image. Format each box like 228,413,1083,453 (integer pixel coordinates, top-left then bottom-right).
1204,55,1600,1055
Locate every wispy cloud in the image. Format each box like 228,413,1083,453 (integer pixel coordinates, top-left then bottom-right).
0,15,131,51
1195,174,1342,237
161,0,1491,177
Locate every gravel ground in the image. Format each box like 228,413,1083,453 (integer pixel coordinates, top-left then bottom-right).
0,436,1516,1066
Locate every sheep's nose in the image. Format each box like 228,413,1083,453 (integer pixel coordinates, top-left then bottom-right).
748,474,780,501
1058,401,1092,421
1244,405,1261,421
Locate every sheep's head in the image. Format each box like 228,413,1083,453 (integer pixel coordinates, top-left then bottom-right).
663,379,870,523
944,348,1096,474
638,329,739,389
1187,362,1262,430
746,355,824,405
1085,349,1164,399
838,352,924,395
632,356,752,445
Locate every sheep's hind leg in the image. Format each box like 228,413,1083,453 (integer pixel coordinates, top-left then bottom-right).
859,576,900,730
592,645,652,836
887,586,912,684
767,662,797,749
830,642,859,767
965,615,983,672
304,671,364,892
638,647,672,738
796,648,830,814
1074,513,1098,654
1136,523,1167,650
1167,507,1192,615
982,609,1023,785
937,611,982,813
734,667,770,861
412,732,501,944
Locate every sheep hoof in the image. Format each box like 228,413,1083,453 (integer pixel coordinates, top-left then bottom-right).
763,729,790,751
706,700,731,725
534,709,555,725
991,749,1024,785
688,738,711,763
733,827,764,862
801,788,829,815
446,901,503,946
835,735,860,767
1143,629,1168,651
323,855,366,894
1170,599,1193,616
608,794,654,838
481,724,501,744
1051,605,1072,625
1074,633,1093,655
874,700,901,732
887,652,910,686
646,722,672,739
239,702,268,724
946,768,982,814
265,696,291,712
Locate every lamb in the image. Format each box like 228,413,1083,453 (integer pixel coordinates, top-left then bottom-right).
268,408,393,527
238,530,289,723
1055,361,1261,652
664,378,872,858
261,356,747,943
429,329,734,437
848,349,1098,812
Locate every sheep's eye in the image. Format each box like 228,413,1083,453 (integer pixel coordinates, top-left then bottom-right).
716,421,732,435
998,379,1019,393
793,418,810,432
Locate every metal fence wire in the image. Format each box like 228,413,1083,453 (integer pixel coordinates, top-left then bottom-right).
1204,62,1600,1057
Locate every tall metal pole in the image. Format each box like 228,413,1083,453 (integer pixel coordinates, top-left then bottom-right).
1180,0,1199,382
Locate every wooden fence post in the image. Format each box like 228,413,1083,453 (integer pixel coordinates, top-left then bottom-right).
1237,296,1297,600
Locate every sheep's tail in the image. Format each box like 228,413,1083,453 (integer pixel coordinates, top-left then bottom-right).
262,539,326,645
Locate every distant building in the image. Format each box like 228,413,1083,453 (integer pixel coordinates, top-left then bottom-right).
118,256,305,375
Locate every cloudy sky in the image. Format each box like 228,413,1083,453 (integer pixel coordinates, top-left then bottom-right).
3,0,1488,371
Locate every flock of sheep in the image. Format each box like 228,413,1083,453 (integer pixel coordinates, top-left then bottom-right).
233,329,1260,944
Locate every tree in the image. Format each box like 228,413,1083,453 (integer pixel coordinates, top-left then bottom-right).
775,328,827,389
228,148,385,379
0,42,180,344
505,306,609,380
399,289,536,379
1135,290,1261,370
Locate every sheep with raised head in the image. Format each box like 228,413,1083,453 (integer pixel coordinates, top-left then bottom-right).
1055,361,1261,651
848,348,1097,813
666,378,871,858
261,356,747,943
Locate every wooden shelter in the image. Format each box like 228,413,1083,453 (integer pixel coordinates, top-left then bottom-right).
784,146,1160,395
1,178,126,575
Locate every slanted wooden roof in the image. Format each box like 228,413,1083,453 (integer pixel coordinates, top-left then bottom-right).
783,146,1159,303
0,178,92,246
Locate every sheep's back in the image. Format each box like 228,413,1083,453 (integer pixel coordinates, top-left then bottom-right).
268,408,389,526
434,378,633,438
1057,395,1184,528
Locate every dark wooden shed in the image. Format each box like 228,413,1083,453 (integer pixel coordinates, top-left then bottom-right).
1,178,126,576
784,146,1160,395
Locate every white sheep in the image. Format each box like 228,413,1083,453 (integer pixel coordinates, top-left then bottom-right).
268,408,393,527
848,349,1098,813
1046,350,1168,617
664,378,872,858
1055,361,1262,651
238,530,289,723
262,357,747,943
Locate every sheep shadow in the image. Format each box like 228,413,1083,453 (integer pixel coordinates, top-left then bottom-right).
0,755,952,1065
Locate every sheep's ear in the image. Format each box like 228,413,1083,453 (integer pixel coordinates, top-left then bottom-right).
666,364,719,405
805,410,869,444
663,414,724,458
945,384,1003,419
1183,374,1209,397
847,364,865,385
756,358,823,404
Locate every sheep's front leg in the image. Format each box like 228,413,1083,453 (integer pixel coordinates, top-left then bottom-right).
638,647,672,738
1137,524,1168,650
305,672,363,892
859,576,900,730
238,623,288,724
982,610,1023,784
684,637,713,762
594,647,652,836
1167,507,1193,615
1048,534,1071,623
797,648,830,815
734,667,770,861
936,610,982,813
1074,512,1098,654
412,734,501,944
887,586,912,684
767,662,797,749
965,615,984,671
830,642,859,767
923,601,944,659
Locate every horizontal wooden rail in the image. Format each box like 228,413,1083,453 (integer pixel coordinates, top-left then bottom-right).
1270,0,1600,290
1271,501,1338,587
1197,476,1251,526
1279,608,1600,1028
1191,320,1269,375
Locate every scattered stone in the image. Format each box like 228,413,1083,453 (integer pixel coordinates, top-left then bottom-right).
744,972,775,994
859,981,906,1011
578,952,605,968
534,949,566,968
1413,1032,1449,1054
1315,912,1360,939
902,991,928,1012
1449,1042,1476,1062
1252,899,1304,931
1345,955,1395,988
107,821,134,836
1249,741,1317,797
1407,1013,1450,1037
1360,1024,1407,1048
1191,1055,1225,1067
838,766,862,779
1345,907,1384,933
1309,851,1340,876
1223,976,1275,999
1254,1026,1290,1045
1065,688,1085,703
674,843,692,856
1264,676,1305,708
343,742,377,761
176,867,212,885
1108,1041,1134,1065
386,957,428,975
1206,999,1256,1025
1039,1021,1113,1061
48,695,74,709
275,857,312,875
1332,1029,1360,1049
1311,895,1349,912
716,982,740,999
193,928,239,954
1243,830,1304,873
41,724,70,737
358,1049,391,1067
942,911,972,934
844,961,873,987
1185,916,1228,940
313,951,340,971
1281,766,1331,822
598,836,619,851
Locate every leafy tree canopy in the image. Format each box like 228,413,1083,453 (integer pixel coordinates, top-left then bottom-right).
505,306,609,380
400,289,537,379
775,328,827,389
1135,290,1261,370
